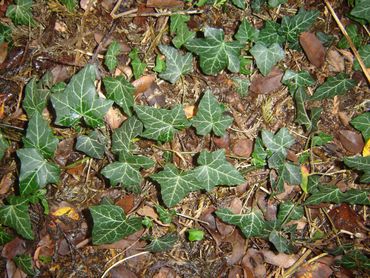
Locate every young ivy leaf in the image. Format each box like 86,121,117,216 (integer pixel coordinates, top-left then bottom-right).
0,23,12,44
146,233,178,252
257,21,285,46
282,70,315,94
170,14,189,34
350,112,370,141
235,19,259,44
250,43,285,76
153,54,166,73
170,15,195,48
344,189,370,205
268,0,287,7
261,128,295,156
101,154,154,193
354,44,370,71
269,230,290,253
231,0,245,9
51,64,113,128
185,27,244,75
304,186,345,205
0,203,33,240
17,148,60,195
215,208,265,238
103,76,135,116
23,78,50,118
6,0,34,26
134,105,190,143
294,87,311,130
90,204,142,245
76,130,105,159
277,201,304,223
0,228,13,245
23,113,58,158
104,41,121,72
0,132,9,160
151,164,202,207
310,73,356,101
129,48,147,80
14,254,36,276
337,24,362,49
59,0,77,12
251,137,267,168
112,116,143,155
344,156,370,183
312,132,333,147
158,45,193,84
232,77,250,97
350,0,370,23
279,8,320,42
192,149,244,192
192,90,233,136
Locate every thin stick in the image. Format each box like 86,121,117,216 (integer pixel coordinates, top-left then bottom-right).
283,249,312,278
101,251,149,278
113,9,202,19
324,0,370,84
176,212,210,225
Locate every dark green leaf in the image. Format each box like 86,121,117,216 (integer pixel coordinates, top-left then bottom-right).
344,189,370,205
76,130,105,159
251,137,267,167
134,104,190,142
155,205,176,224
235,19,259,43
251,0,266,12
112,116,143,155
344,156,370,183
14,254,36,275
6,0,34,26
350,112,370,141
268,0,287,7
59,0,77,12
0,23,12,43
257,21,284,46
23,78,50,118
269,230,290,253
312,132,333,147
170,14,189,34
129,48,147,80
282,70,315,93
158,45,193,84
337,24,362,49
172,22,195,49
277,201,304,222
146,233,178,252
51,64,113,128
337,250,370,270
294,87,311,130
261,128,295,155
192,90,233,136
51,82,66,94
103,76,135,116
231,0,245,9
232,77,250,96
0,132,9,160
0,203,33,240
90,204,142,245
250,43,285,76
305,186,345,205
350,0,370,23
0,228,13,245
316,31,335,47
354,44,370,71
105,41,121,72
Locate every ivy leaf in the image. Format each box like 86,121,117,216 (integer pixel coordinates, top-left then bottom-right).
59,0,77,12
310,73,356,101
146,233,178,252
269,231,290,253
257,21,285,46
76,130,105,159
170,15,195,49
282,70,315,93
344,156,370,183
232,77,250,97
51,64,113,128
261,128,295,156
134,105,190,142
103,76,135,116
312,132,333,147
185,27,243,75
350,0,370,23
277,201,304,222
6,0,34,26
350,112,370,141
90,204,142,245
268,0,287,7
170,14,189,34
344,189,370,205
192,90,233,136
192,149,244,191
235,19,259,43
251,137,267,167
0,132,9,160
23,113,58,158
158,45,193,84
337,24,362,49
129,48,147,80
105,41,121,72
250,43,285,76
151,164,202,207
101,154,154,193
112,116,143,155
216,208,265,238
354,44,370,71
153,54,166,73
14,254,36,276
305,186,344,205
0,23,12,43
23,78,50,118
0,203,33,240
251,0,266,12
0,228,13,245
17,148,60,195
294,87,311,130
338,250,370,270
231,0,245,9
280,8,320,42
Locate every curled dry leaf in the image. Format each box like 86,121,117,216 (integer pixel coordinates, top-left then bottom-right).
338,130,364,154
105,106,127,129
261,249,297,268
250,67,283,95
137,205,170,226
242,249,267,278
115,194,135,214
300,32,326,68
225,230,246,265
97,229,145,249
110,266,138,278
1,237,26,259
232,138,253,158
213,133,230,151
146,0,184,9
184,105,196,119
328,204,363,233
295,257,334,278
132,75,156,95
6,260,27,278
216,197,242,236
228,266,244,278
51,201,80,221
199,206,223,245
327,49,345,72
338,111,350,127
0,42,8,64
34,234,54,268
0,172,15,195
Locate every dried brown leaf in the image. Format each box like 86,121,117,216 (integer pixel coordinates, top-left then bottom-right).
327,49,345,72
300,32,326,68
338,130,364,154
146,0,184,8
260,249,297,268
232,138,253,158
250,67,283,95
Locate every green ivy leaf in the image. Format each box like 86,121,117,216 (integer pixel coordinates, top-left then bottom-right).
170,14,189,34
350,112,370,141
51,64,113,128
251,137,267,167
312,132,333,147
129,48,147,80
216,208,265,238
192,90,233,136
0,228,13,245
112,116,143,155
103,76,135,116
23,113,58,158
337,24,362,49
14,254,36,276
170,15,195,48
354,44,370,71
105,41,121,72
146,233,178,252
134,105,190,142
188,229,205,241
279,8,320,42
153,54,166,73
51,82,66,94
90,204,142,245
155,205,176,224
282,70,315,93
261,128,295,156
344,189,370,205
235,19,259,43
251,0,266,12
294,87,311,130
158,45,193,84
192,149,244,191
231,0,245,9
0,132,9,161
268,0,287,7
310,73,356,101
151,164,202,207
59,0,77,12
269,230,290,253
350,0,370,23
76,130,105,159
23,78,50,118
344,156,370,183
250,43,285,76
185,27,243,75
0,23,12,43
101,154,154,193
305,186,344,205
257,21,284,46
6,0,34,26
316,31,335,47
0,203,33,240
277,201,304,223
232,77,250,97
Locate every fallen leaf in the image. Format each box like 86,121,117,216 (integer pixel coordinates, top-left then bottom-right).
225,230,246,265
327,49,345,72
363,139,370,157
328,204,363,233
51,201,80,221
54,139,76,166
115,194,135,214
300,32,326,68
260,249,297,268
34,234,54,268
338,111,350,127
54,21,67,32
200,206,223,245
153,267,180,278
132,75,156,95
184,105,196,119
110,266,138,278
338,130,364,154
213,133,230,151
105,106,126,129
232,138,253,158
0,172,15,195
295,257,334,278
133,4,154,27
228,266,244,278
250,67,283,95
0,42,8,64
1,237,26,259
146,0,184,8
216,198,242,236
6,260,27,278
242,249,266,278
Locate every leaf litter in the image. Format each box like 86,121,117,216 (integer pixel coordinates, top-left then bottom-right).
0,0,369,277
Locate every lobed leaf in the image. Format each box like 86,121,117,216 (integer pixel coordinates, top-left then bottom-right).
0,203,33,240
104,41,121,72
112,116,143,155
250,43,285,76
6,0,34,26
146,233,178,252
350,112,370,141
76,130,105,159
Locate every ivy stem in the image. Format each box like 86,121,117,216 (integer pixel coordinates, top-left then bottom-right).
309,169,347,176
176,212,209,226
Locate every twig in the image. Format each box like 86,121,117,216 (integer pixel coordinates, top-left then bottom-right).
324,0,370,84
283,249,312,278
176,212,210,225
112,8,202,19
101,251,149,278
